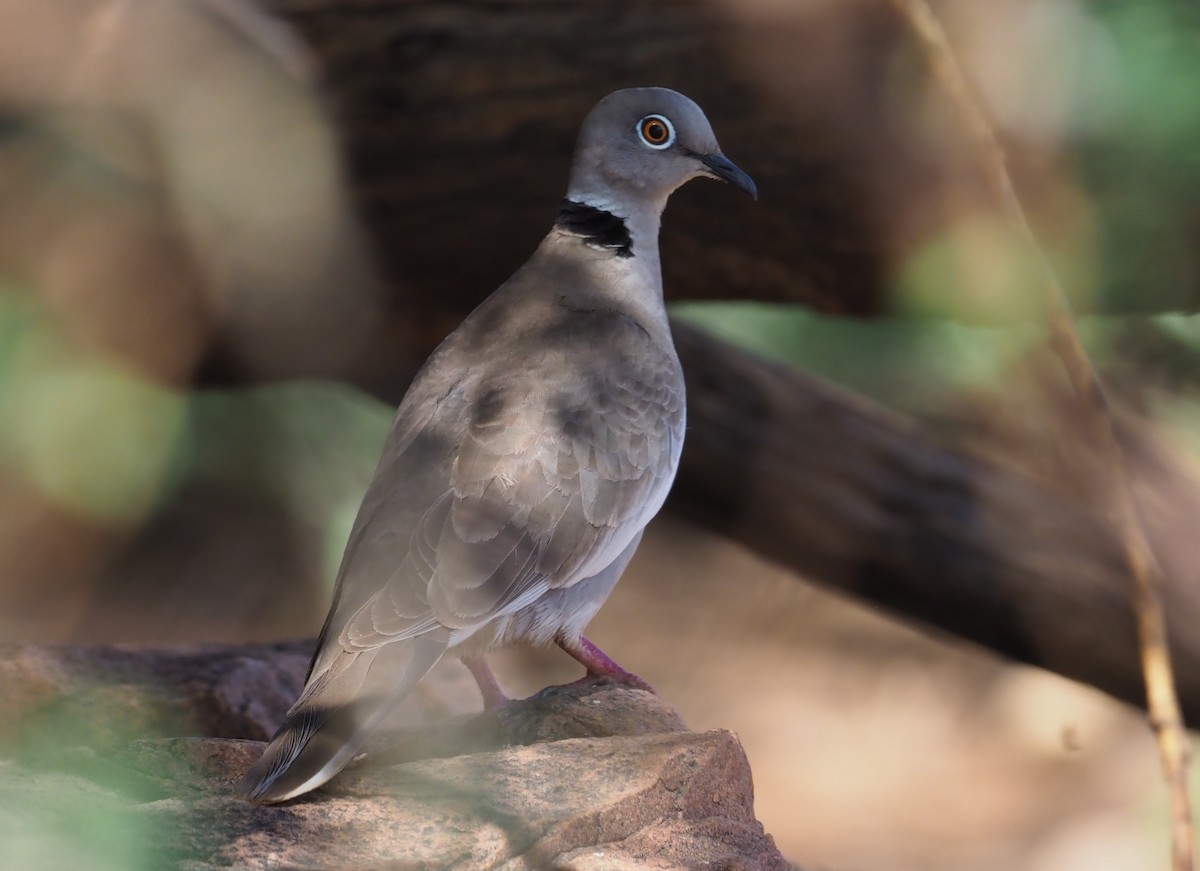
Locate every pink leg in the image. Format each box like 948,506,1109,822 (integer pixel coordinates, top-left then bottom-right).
463,656,511,711
556,635,654,693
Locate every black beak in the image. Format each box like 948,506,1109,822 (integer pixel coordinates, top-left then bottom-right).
697,152,758,200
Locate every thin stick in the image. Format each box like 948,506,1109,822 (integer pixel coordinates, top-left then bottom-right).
886,1,1194,868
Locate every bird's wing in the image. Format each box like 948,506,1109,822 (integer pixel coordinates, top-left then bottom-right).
322,316,684,658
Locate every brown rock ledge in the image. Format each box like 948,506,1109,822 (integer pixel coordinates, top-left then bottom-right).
0,642,789,870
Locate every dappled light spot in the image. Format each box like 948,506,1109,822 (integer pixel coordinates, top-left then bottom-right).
0,293,188,526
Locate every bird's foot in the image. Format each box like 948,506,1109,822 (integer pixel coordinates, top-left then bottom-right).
463,656,512,712
554,634,656,695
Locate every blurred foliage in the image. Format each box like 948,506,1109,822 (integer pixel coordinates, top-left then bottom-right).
0,286,189,524
0,282,390,583
0,778,151,871
186,382,391,578
1081,0,1200,314
673,301,1039,414
673,301,1200,438
892,213,1061,324
1,714,156,871
884,0,1200,318
0,368,393,866
689,0,1200,439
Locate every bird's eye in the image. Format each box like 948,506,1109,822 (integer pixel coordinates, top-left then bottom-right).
636,114,675,149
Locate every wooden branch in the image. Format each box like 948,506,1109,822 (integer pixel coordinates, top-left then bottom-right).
670,320,1200,723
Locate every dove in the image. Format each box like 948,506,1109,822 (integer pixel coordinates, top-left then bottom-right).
240,86,756,803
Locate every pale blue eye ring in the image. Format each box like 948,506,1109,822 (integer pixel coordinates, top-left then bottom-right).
636,114,675,149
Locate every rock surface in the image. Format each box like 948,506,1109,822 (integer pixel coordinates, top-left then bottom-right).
0,640,312,748
0,642,789,870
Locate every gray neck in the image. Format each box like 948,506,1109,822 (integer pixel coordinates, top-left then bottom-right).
541,191,670,336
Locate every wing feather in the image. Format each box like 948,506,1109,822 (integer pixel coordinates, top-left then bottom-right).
318,309,684,657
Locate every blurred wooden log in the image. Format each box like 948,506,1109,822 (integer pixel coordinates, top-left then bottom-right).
670,321,1200,721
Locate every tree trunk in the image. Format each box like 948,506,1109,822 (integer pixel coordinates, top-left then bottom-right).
265,0,898,344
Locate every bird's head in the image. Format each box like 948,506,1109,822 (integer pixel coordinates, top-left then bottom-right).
567,87,757,212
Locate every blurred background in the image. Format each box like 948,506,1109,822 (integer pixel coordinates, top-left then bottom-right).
1,0,1199,868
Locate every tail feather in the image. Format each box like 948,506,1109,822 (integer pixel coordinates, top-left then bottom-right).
239,635,448,804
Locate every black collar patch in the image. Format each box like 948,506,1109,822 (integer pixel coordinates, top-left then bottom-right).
555,200,633,258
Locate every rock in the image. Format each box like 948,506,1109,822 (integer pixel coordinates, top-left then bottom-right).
0,640,314,748
0,643,789,870
368,680,691,766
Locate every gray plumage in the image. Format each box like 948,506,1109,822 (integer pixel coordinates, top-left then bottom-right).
240,87,756,804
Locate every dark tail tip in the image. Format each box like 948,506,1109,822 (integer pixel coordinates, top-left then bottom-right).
237,706,335,804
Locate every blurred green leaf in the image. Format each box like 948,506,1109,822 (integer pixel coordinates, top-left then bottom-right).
673,301,1042,414
0,286,190,525
0,771,152,871
1080,0,1200,313
673,302,1200,422
186,382,392,579
891,214,1054,324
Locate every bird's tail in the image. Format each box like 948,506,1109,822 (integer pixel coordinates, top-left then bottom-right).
239,635,447,804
